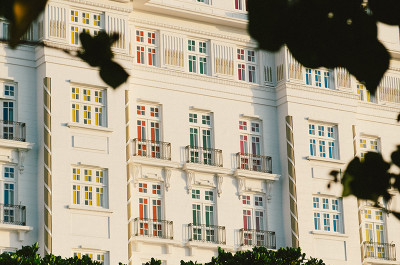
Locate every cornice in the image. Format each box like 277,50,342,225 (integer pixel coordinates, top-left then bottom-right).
67,0,133,12
284,82,356,100
131,18,253,44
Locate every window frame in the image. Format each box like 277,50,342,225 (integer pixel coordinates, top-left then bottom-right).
359,136,380,161
312,195,343,233
73,250,107,265
241,194,266,231
236,48,257,83
135,29,158,66
191,187,216,227
69,9,104,45
187,39,209,75
71,166,108,208
308,122,339,159
71,86,107,127
305,68,332,89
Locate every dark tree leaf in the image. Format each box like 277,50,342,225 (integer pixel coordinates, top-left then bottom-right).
391,146,400,167
369,0,400,25
100,61,129,89
248,0,389,96
397,113,400,122
341,153,392,202
77,31,114,67
9,0,48,47
391,211,400,220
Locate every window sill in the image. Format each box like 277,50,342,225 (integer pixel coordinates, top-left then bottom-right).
66,122,113,133
67,204,113,214
306,156,346,165
311,230,348,239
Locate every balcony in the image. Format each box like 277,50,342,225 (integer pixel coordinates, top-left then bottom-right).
240,229,276,249
362,241,396,261
188,223,226,244
185,146,223,167
236,153,272,173
0,120,26,142
131,138,171,160
133,218,173,239
0,204,26,226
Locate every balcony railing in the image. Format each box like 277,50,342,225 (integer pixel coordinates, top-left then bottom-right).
133,218,173,239
362,241,396,261
0,120,26,142
0,204,26,226
236,153,272,173
185,146,223,167
131,138,171,160
188,223,226,244
240,229,276,249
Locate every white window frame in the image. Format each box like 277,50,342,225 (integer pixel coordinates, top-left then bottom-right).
187,39,209,75
69,9,104,45
357,83,376,103
236,48,257,83
137,181,163,220
135,29,158,66
242,194,266,231
361,207,387,244
71,166,108,208
191,187,217,241
305,68,332,89
189,112,214,164
71,85,106,127
359,136,379,161
312,195,343,233
308,122,339,159
234,0,247,11
0,165,17,224
239,119,262,155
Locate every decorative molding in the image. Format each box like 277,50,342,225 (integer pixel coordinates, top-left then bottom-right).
132,164,142,187
217,174,223,197
18,150,27,174
68,0,133,12
66,122,114,133
186,170,195,193
237,177,245,199
131,18,251,44
266,181,273,202
164,168,172,191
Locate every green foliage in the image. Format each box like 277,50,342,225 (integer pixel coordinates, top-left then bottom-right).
331,147,400,219
248,0,400,95
0,243,102,265
179,247,325,265
143,258,162,265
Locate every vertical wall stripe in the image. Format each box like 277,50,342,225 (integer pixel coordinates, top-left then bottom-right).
286,116,299,248
43,77,52,254
125,89,133,265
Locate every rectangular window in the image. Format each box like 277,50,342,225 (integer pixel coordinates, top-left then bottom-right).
191,188,216,230
73,251,107,265
70,10,103,45
189,112,213,164
305,68,331,89
239,119,263,171
359,136,380,161
135,104,162,158
308,122,338,159
71,87,106,127
188,39,209,75
138,182,163,236
72,166,107,208
242,194,266,233
136,29,158,66
237,48,256,83
312,195,342,233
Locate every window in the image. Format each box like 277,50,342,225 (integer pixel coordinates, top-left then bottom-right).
197,0,210,4
237,48,257,83
189,112,213,164
0,83,17,140
239,120,263,171
136,29,158,66
359,136,379,161
187,39,209,75
305,68,331,89
357,83,376,103
308,122,338,159
235,0,247,11
73,251,107,265
72,167,107,208
71,86,106,126
136,104,161,157
361,207,387,258
192,188,216,241
312,195,342,233
242,194,266,246
70,9,103,45
0,21,10,40
1,166,16,223
138,182,163,236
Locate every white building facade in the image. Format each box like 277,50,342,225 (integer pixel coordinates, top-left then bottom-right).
0,0,400,265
